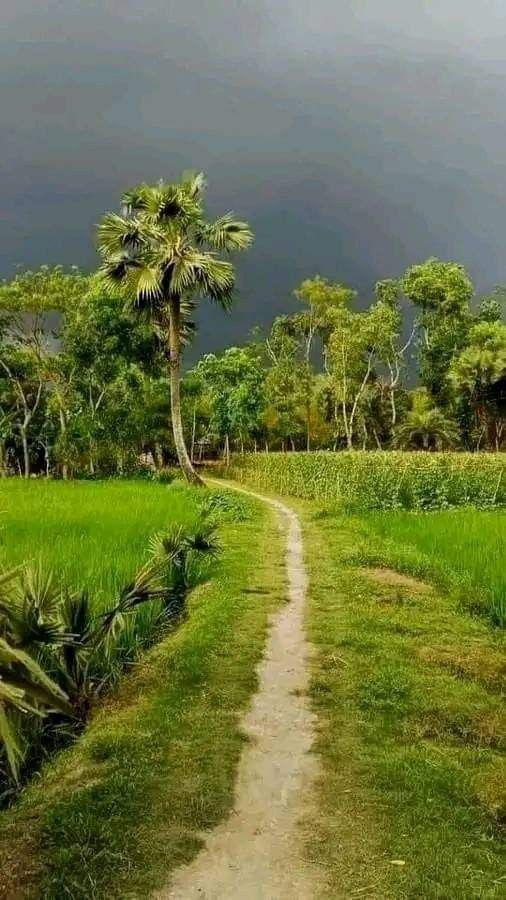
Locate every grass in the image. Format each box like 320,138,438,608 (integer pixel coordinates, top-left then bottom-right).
0,479,201,610
297,500,506,899
361,507,506,626
0,488,285,898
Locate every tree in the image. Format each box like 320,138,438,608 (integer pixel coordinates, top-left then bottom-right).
374,279,416,429
196,347,265,459
57,283,164,475
477,286,506,324
0,344,44,477
293,277,355,448
97,173,253,484
450,321,506,449
393,389,459,450
327,301,388,449
402,259,473,402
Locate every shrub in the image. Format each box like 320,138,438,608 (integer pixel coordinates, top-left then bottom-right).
228,451,506,511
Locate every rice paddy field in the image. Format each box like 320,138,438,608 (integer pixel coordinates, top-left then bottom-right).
362,507,506,626
0,478,200,610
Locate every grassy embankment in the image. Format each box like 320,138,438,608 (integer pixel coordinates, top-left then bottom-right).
225,454,505,897
0,480,285,898
301,503,505,899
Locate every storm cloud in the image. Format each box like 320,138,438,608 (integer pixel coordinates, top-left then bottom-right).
2,1,506,351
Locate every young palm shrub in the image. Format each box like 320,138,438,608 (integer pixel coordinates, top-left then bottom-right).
149,514,220,622
393,389,459,450
0,510,221,793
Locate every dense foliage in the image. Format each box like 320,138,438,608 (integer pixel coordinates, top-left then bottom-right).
184,262,505,458
0,481,234,799
228,450,506,510
0,251,504,477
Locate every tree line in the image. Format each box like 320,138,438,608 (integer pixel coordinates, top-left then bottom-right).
186,262,505,460
0,174,504,482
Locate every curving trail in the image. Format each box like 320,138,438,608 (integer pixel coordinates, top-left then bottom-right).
156,482,321,900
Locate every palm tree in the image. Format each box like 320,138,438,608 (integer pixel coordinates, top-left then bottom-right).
97,173,253,484
393,389,459,450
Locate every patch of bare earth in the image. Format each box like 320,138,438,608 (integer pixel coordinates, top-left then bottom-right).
155,487,323,900
363,567,430,593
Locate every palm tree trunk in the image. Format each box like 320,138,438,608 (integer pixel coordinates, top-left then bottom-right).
168,297,203,485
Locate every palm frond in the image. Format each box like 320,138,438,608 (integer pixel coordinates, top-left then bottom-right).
182,170,207,199
97,213,145,256
0,703,24,783
99,561,164,639
199,213,254,252
7,568,72,649
0,638,73,717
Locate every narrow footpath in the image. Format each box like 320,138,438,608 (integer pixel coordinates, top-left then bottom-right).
156,484,322,899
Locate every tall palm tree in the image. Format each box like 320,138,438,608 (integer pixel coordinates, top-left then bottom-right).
97,173,253,484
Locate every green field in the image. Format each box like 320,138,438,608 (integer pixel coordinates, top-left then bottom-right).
0,489,285,898
361,507,506,626
297,500,506,899
229,450,506,510
1,468,505,898
0,479,200,609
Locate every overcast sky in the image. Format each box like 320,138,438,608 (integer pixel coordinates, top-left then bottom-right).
2,1,506,351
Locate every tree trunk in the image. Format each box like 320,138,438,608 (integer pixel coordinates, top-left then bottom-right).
190,404,197,463
59,409,68,480
223,434,230,466
21,429,30,478
390,390,397,427
0,441,6,477
168,297,203,485
154,443,164,469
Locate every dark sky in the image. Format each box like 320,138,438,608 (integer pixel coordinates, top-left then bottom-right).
2,1,506,353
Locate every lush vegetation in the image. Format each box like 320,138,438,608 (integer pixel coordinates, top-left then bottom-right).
0,255,504,481
299,500,505,899
0,479,239,800
0,169,505,896
0,479,200,604
362,508,506,626
0,172,253,483
183,263,505,459
227,449,506,510
0,492,284,899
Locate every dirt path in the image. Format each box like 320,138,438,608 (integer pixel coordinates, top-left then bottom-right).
156,483,321,900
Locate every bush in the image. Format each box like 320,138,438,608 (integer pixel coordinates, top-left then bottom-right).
228,451,506,510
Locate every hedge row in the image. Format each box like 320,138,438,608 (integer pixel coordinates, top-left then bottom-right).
227,451,506,510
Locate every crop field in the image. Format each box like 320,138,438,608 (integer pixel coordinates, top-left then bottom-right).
0,479,201,609
229,450,506,510
362,507,506,626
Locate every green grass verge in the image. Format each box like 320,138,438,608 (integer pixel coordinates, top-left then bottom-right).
297,501,505,899
0,492,285,899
